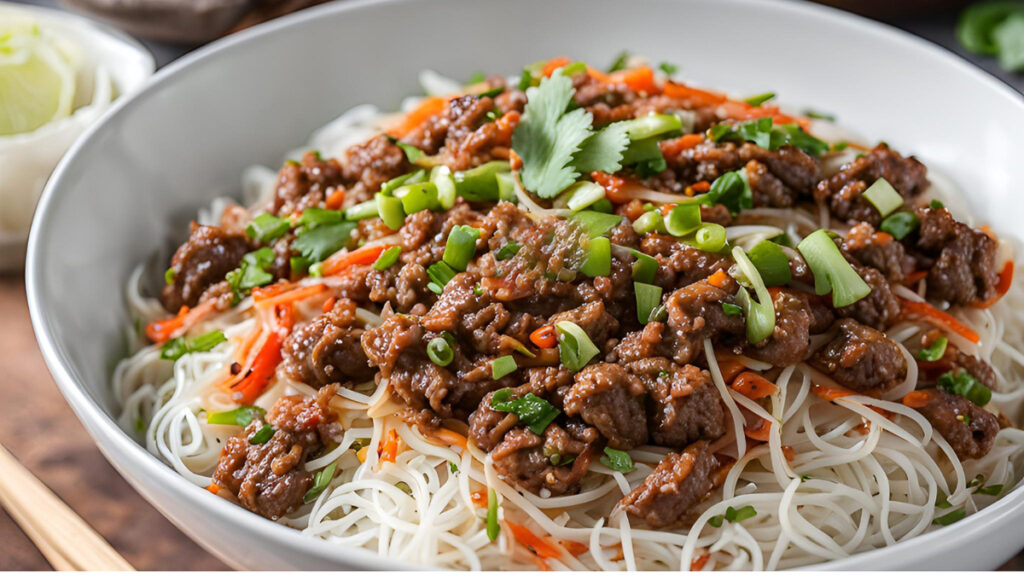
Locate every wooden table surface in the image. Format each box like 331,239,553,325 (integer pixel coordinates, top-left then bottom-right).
0,273,228,570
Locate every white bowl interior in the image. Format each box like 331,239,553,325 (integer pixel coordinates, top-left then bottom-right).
27,0,1024,569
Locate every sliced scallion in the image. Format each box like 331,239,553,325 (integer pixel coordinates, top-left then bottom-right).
454,161,511,202
557,181,606,212
486,488,500,541
395,182,440,214
344,199,379,221
918,336,948,362
938,369,991,406
426,261,457,293
880,210,920,241
743,92,776,107
207,406,265,427
570,211,623,238
796,230,871,308
495,241,521,261
635,282,664,325
580,237,611,278
443,225,481,271
373,246,402,271
693,223,727,252
303,462,337,503
622,113,683,141
747,240,792,287
491,355,518,379
632,210,665,235
430,165,457,210
427,337,454,367
631,250,659,284
665,202,702,237
249,424,274,444
246,213,290,243
375,193,405,230
556,321,600,372
732,246,776,344
862,178,903,217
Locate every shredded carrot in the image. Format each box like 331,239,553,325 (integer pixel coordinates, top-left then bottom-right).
781,445,796,462
590,171,643,204
324,188,346,210
321,243,394,277
902,270,929,285
707,269,730,289
322,296,337,314
431,427,468,450
691,180,711,194
356,446,369,463
605,66,658,94
387,96,447,139
663,81,727,107
744,418,772,442
811,383,856,402
144,298,218,343
559,540,589,557
731,371,779,401
470,489,488,508
379,429,400,464
690,552,711,572
659,203,677,217
974,260,1014,309
529,325,558,349
206,484,220,495
662,81,807,127
251,282,293,301
229,331,283,404
661,133,704,157
715,358,746,385
531,556,551,571
900,299,980,344
505,521,562,559
255,283,327,309
541,56,572,77
902,390,931,409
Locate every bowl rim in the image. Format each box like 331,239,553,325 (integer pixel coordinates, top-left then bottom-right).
25,0,1024,570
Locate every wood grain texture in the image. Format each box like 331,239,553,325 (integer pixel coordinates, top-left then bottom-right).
0,274,227,571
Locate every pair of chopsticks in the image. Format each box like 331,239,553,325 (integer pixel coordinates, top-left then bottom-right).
0,441,134,571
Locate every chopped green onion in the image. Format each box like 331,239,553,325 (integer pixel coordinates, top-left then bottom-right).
160,330,228,361
743,92,775,107
207,405,265,427
443,225,481,271
556,321,600,372
632,210,665,235
449,461,459,474
249,424,274,444
491,389,560,435
375,193,406,230
381,170,425,196
454,161,511,202
164,267,175,285
977,484,1003,496
693,223,727,252
600,447,635,472
862,178,903,217
722,302,743,316
659,61,678,76
664,203,702,237
570,211,623,238
396,141,424,163
486,488,500,541
373,246,402,271
930,199,945,210
708,515,725,527
803,109,836,122
345,199,379,221
557,181,606,212
797,230,872,308
308,262,324,278
725,505,757,523
880,211,920,240
590,198,614,213
495,241,521,261
635,282,663,325
427,337,454,367
298,208,343,230
607,50,630,72
427,261,457,292
560,61,588,76
430,165,457,210
246,213,290,243
937,369,992,406
932,509,966,526
303,462,337,503
621,113,683,141
491,355,518,379
631,251,658,284
580,237,611,278
495,172,517,202
732,246,776,344
917,337,948,362
747,240,792,287
395,182,440,214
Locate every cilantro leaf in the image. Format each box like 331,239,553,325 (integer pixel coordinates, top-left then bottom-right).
573,122,630,174
512,73,594,199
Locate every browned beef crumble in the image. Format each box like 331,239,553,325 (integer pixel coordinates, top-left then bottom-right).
914,206,1000,306
814,144,927,226
162,223,249,312
810,319,907,394
910,388,1000,460
620,441,719,528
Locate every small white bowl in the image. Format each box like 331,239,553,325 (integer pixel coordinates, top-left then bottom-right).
0,2,153,270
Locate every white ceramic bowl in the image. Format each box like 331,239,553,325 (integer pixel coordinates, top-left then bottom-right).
0,1,154,270
26,0,1024,569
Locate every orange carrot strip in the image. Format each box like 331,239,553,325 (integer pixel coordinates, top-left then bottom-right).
145,299,218,343
505,521,562,559
731,371,779,401
470,489,488,508
541,57,572,77
254,283,327,309
690,553,711,572
322,296,337,314
902,270,928,285
900,299,980,344
589,171,639,204
206,484,220,495
387,96,447,139
715,358,746,385
324,188,346,210
559,540,589,557
663,82,727,107
707,269,730,289
321,243,394,277
781,445,796,462
811,383,856,402
902,391,931,409
691,180,711,193
379,429,399,463
229,331,283,404
974,260,1014,309
529,325,558,349
661,133,705,158
744,417,772,442
608,66,658,93
431,427,468,450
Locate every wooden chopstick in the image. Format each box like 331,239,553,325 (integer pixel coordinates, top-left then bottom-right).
0,441,135,571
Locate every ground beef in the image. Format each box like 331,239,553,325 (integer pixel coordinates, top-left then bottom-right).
490,421,599,496
629,359,726,448
815,145,927,225
620,441,719,528
914,206,1000,305
342,134,409,203
272,151,346,216
744,289,813,366
161,223,249,312
836,263,901,329
662,277,745,365
281,298,374,387
843,222,914,283
810,319,907,394
212,386,341,519
468,389,520,452
911,388,999,460
564,363,648,449
441,95,509,171
548,301,619,350
641,234,732,291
